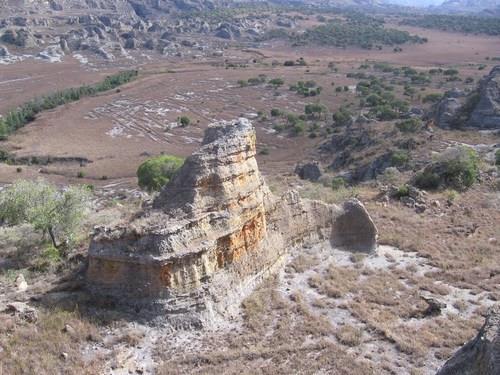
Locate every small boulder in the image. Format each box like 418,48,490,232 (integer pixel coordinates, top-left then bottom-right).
15,274,28,292
295,161,322,182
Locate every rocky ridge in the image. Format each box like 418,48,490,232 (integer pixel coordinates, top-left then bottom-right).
87,118,378,328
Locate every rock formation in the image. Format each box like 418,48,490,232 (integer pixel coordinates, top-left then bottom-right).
295,161,322,182
433,67,500,130
87,118,377,328
437,305,500,375
468,66,500,129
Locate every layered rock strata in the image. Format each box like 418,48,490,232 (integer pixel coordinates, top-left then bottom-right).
87,118,377,327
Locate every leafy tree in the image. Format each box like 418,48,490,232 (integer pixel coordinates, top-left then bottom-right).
332,107,353,127
137,155,184,192
0,180,91,249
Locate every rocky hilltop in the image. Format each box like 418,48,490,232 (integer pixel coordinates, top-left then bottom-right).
87,118,377,328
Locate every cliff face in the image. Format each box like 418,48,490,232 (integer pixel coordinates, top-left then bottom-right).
87,118,377,328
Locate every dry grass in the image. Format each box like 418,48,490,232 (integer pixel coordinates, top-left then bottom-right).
367,184,500,298
308,263,359,299
0,309,104,374
336,325,363,347
285,253,320,273
156,277,377,374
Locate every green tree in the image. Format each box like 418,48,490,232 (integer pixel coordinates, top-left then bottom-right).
332,107,352,126
0,180,91,249
137,155,185,192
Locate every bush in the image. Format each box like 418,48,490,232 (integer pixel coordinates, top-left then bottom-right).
495,149,500,166
423,93,442,103
270,108,282,117
415,146,479,190
394,184,410,198
395,118,422,133
304,103,326,119
378,167,401,185
391,150,410,166
269,78,284,88
292,121,305,135
332,107,352,126
137,155,184,192
331,177,346,190
179,116,191,127
0,180,91,249
415,170,441,190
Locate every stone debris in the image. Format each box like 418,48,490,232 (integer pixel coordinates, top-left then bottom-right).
4,302,38,322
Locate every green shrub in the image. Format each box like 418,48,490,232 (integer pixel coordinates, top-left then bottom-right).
391,150,410,166
137,155,184,192
179,116,191,127
331,177,346,190
395,118,422,133
495,149,500,166
415,170,441,190
423,93,442,103
394,184,410,198
270,108,282,117
292,121,305,135
304,103,326,118
332,107,352,126
269,78,284,88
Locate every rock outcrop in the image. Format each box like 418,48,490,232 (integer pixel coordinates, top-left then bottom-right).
87,118,377,328
295,161,322,182
437,305,500,375
468,66,500,129
433,67,500,130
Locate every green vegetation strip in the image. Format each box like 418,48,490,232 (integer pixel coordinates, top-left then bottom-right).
0,70,138,140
